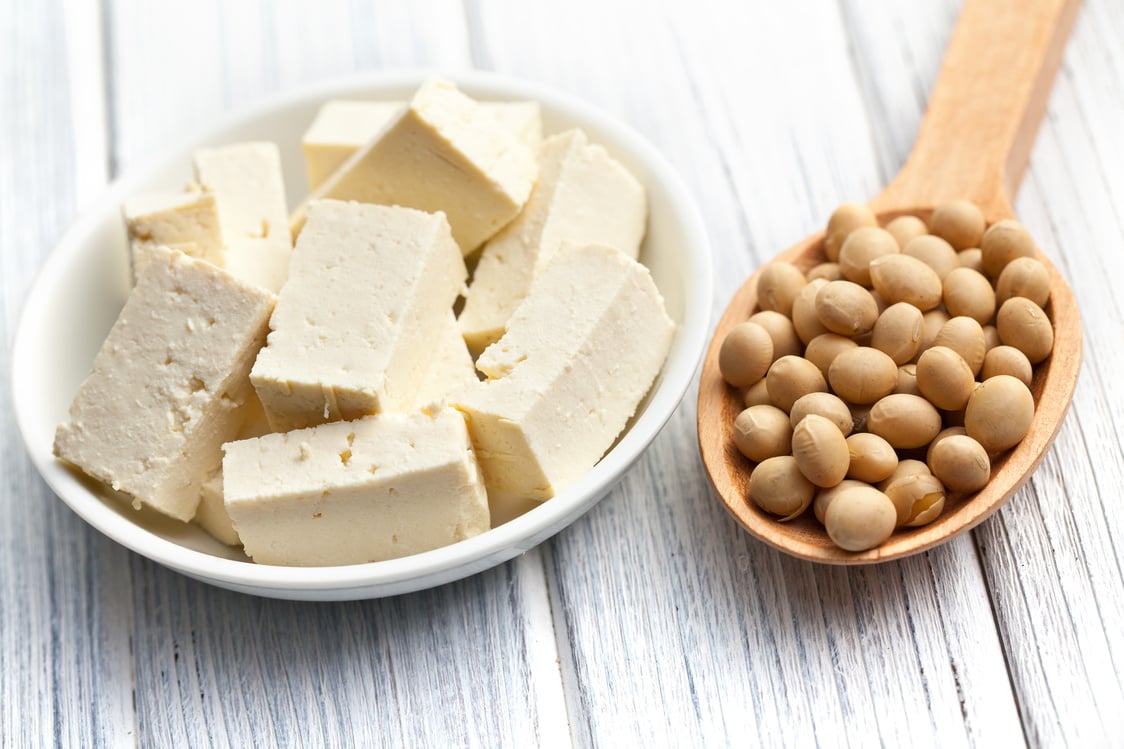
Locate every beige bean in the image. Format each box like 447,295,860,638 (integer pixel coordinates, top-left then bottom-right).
750,456,815,519
828,347,899,404
995,297,1054,363
845,432,899,483
928,434,991,493
983,324,1001,351
885,215,929,249
869,254,943,310
916,346,976,411
981,219,1037,278
958,248,984,272
792,279,831,344
934,316,987,375
807,262,845,282
824,486,898,551
719,321,774,387
871,302,924,365
766,355,828,412
868,394,942,449
813,479,868,524
756,262,807,317
839,227,900,287
982,345,1033,386
748,310,804,360
743,379,772,407
996,256,1050,308
815,281,879,336
804,333,859,377
732,405,793,462
825,203,877,262
792,414,851,488
913,308,951,363
883,473,947,527
895,363,921,396
878,458,931,492
903,234,960,279
790,392,853,435
965,374,1034,452
930,199,985,250
926,426,968,465
942,267,996,326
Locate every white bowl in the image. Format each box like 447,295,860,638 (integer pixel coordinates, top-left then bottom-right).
11,70,713,600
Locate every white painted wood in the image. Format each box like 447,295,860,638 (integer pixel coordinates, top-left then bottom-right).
98,1,564,746
4,0,1124,745
0,2,135,748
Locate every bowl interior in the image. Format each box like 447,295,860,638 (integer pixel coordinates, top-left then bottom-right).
12,71,712,599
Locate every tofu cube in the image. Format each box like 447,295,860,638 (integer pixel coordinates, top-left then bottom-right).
122,190,224,280
459,128,646,352
250,200,467,432
292,79,538,253
193,142,292,293
454,244,674,501
222,408,490,566
300,99,542,192
54,248,276,521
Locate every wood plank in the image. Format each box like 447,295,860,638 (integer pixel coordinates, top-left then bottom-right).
470,0,1028,744
0,1,135,747
969,1,1124,743
103,1,565,745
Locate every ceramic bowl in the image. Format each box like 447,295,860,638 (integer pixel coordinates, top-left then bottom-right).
11,70,713,600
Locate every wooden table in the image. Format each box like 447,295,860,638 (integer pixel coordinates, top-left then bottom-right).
3,1,1122,746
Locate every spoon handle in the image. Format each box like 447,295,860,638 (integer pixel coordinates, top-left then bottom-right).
870,0,1082,222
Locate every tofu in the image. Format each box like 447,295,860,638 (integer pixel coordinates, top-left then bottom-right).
291,79,538,253
122,190,224,280
453,244,674,501
300,99,543,192
459,129,647,352
411,311,479,410
222,408,490,566
193,142,292,293
193,393,272,546
301,100,406,191
250,200,467,432
54,248,276,521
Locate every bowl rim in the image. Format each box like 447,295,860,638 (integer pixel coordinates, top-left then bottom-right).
11,69,714,595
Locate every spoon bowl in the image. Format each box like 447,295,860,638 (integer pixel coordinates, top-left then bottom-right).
698,208,1081,563
698,0,1084,563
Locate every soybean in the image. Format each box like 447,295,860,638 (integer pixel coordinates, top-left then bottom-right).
719,321,774,387
792,414,851,488
756,262,807,317
996,297,1054,363
733,405,793,462
750,456,815,519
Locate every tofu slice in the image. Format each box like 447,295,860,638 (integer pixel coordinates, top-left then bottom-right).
301,99,543,192
223,408,490,566
122,190,224,280
250,200,467,432
54,248,276,522
411,311,479,410
291,79,538,254
453,243,674,501
458,129,647,352
193,142,292,293
301,100,406,191
193,393,272,546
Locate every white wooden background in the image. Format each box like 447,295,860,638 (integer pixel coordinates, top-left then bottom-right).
3,0,1123,746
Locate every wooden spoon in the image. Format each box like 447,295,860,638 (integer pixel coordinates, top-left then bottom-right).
697,0,1084,564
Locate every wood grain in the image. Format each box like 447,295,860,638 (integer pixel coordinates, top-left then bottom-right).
0,1,135,747
3,0,1124,746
